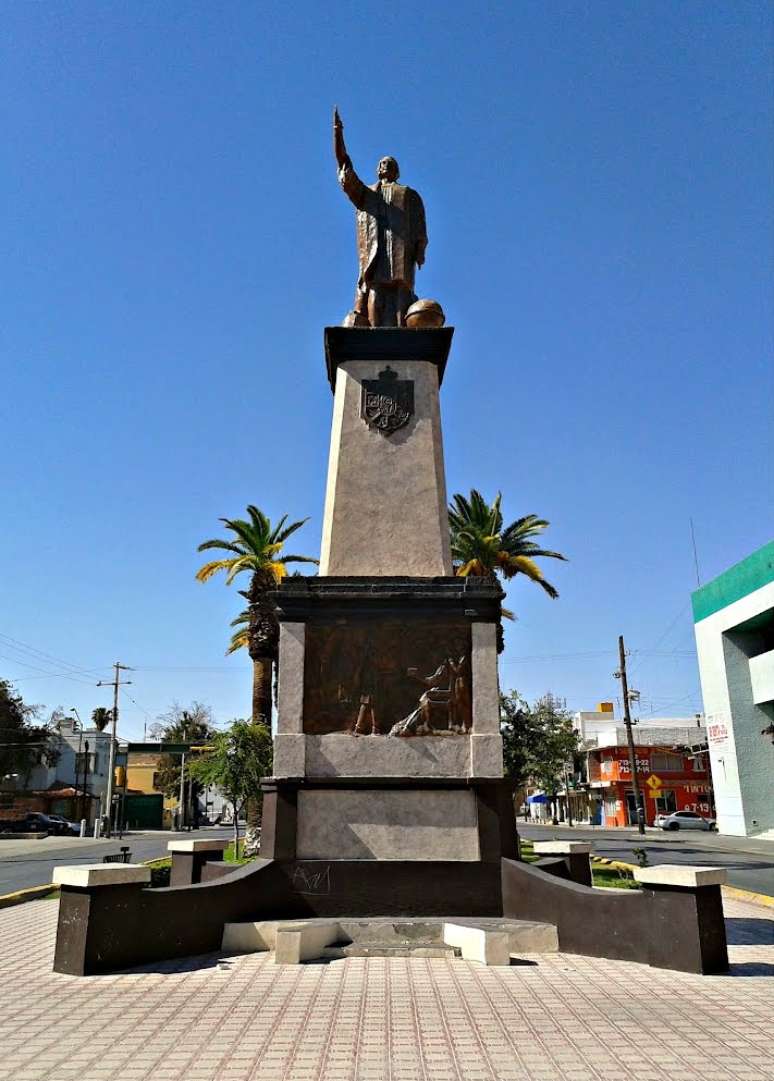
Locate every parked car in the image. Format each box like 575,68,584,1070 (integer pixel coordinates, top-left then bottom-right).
0,812,60,834
47,814,81,836
655,810,716,831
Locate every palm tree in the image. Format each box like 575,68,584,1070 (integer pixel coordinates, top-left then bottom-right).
91,707,113,732
448,490,566,599
196,505,318,726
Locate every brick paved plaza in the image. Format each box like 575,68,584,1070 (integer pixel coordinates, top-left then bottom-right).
0,896,772,1081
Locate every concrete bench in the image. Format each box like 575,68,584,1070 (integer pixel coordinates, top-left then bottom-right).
533,841,593,886
53,864,151,888
633,865,728,888
167,838,229,886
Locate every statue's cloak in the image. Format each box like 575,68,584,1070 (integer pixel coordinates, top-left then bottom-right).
339,166,427,292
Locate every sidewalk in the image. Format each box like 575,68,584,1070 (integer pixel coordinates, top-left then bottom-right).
0,895,772,1081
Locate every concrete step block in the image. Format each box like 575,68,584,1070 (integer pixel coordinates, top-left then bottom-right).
337,943,456,959
443,923,511,966
274,921,342,964
505,919,559,953
221,921,283,953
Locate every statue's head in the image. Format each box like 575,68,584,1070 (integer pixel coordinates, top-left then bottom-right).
377,156,400,182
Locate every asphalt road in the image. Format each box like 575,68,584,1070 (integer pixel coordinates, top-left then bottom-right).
4,822,773,900
521,823,774,897
0,826,234,894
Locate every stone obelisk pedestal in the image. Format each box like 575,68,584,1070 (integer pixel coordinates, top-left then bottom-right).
261,326,516,916
320,327,453,576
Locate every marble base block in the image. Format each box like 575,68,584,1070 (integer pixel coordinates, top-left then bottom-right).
295,788,480,861
273,732,504,780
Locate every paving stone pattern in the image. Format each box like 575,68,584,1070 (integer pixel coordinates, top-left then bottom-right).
0,896,773,1081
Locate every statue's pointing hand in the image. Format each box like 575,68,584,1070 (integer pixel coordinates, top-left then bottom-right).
333,107,350,172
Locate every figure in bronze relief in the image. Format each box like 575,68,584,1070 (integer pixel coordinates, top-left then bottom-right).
388,655,471,737
302,620,472,736
333,108,428,328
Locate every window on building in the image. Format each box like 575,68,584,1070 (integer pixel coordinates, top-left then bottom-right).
74,752,98,775
655,790,677,814
152,771,162,790
601,757,614,773
650,752,683,772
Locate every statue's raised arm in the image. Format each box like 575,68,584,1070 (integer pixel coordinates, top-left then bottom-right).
333,108,366,210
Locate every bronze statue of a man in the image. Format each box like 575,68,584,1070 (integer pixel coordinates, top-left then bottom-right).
334,108,428,328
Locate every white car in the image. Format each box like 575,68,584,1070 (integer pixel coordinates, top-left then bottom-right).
655,810,716,831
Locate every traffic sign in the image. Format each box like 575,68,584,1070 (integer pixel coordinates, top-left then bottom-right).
646,774,662,791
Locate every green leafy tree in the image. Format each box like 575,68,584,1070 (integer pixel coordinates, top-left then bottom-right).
501,690,580,821
188,721,273,848
196,505,317,727
148,702,215,823
500,690,537,793
528,693,579,803
0,680,59,785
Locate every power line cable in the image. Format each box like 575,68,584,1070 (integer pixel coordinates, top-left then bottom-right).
627,602,692,679
0,653,94,685
0,632,106,679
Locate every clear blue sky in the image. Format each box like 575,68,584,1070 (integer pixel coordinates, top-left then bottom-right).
2,2,771,737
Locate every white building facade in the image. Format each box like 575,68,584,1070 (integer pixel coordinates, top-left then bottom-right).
693,541,774,838
26,716,112,820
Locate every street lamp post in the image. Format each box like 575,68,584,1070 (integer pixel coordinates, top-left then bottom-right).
69,709,84,822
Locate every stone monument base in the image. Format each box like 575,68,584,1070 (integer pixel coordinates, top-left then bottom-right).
259,776,517,915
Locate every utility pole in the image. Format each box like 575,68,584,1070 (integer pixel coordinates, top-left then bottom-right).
563,764,574,828
82,739,89,824
97,662,132,837
615,635,645,836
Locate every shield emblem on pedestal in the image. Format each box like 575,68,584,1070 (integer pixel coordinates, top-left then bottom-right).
361,366,414,436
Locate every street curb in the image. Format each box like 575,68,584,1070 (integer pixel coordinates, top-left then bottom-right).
722,884,774,910
591,855,637,874
0,883,58,909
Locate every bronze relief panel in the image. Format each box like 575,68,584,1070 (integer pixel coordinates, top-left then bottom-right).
302,619,472,737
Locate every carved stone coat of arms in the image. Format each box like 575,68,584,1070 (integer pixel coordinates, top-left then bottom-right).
361,366,414,436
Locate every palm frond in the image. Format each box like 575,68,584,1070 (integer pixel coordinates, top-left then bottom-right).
274,517,309,544
226,629,250,655
224,556,260,585
505,554,559,598
456,558,487,577
195,559,237,583
196,539,244,554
